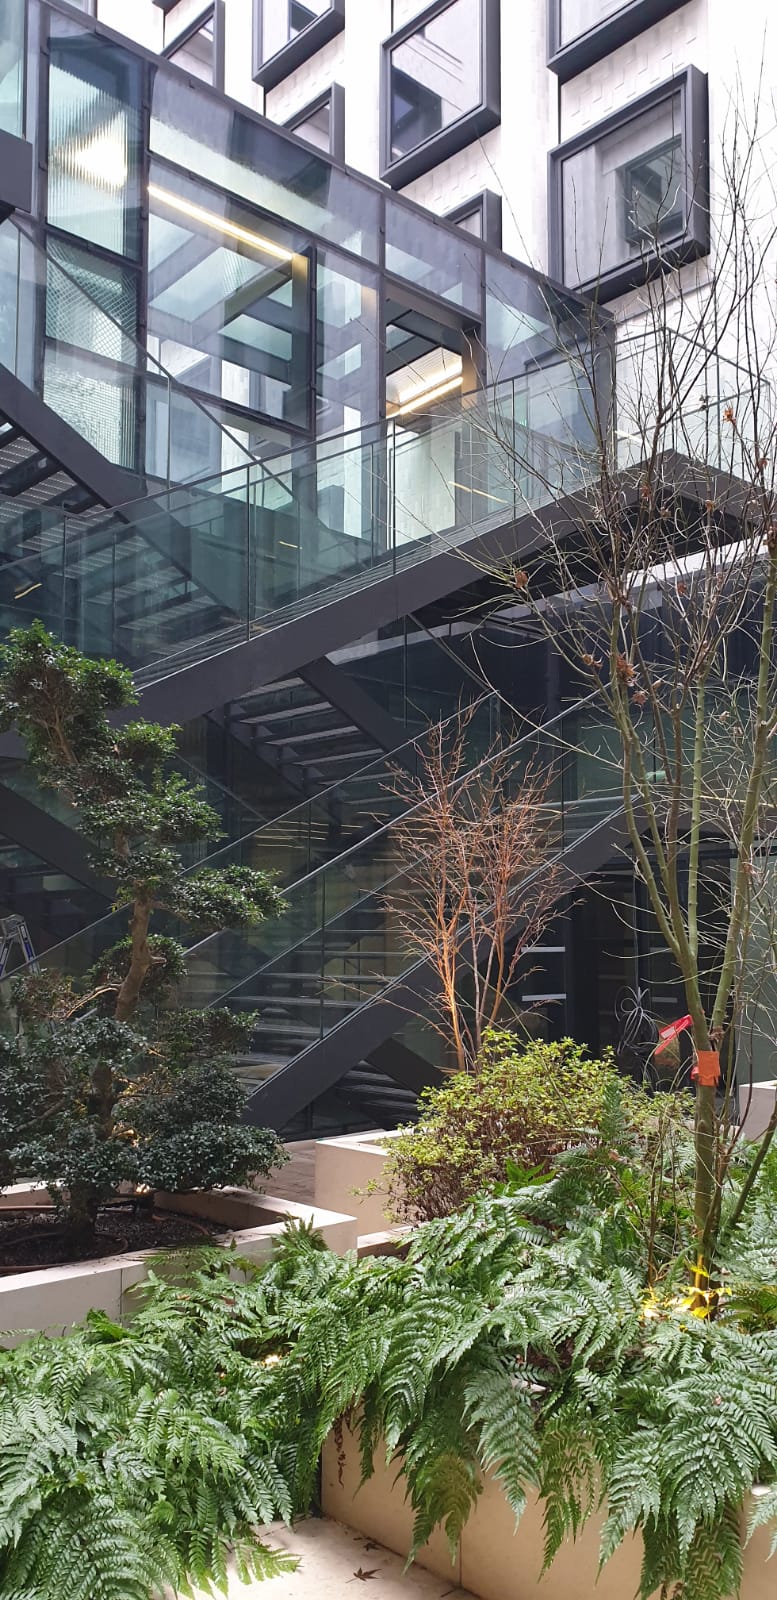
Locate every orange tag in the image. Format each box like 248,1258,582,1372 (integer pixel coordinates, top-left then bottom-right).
693,1050,721,1087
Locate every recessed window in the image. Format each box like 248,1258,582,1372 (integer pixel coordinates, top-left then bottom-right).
163,3,224,90
284,85,344,163
381,0,501,189
550,68,709,301
253,0,345,92
548,0,688,82
445,190,502,249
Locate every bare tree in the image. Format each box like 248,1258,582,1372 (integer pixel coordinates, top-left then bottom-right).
385,705,564,1073
460,93,777,1293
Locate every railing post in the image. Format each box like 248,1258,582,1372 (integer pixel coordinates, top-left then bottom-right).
319,873,327,1041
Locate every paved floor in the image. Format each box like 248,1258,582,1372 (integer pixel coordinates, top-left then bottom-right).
196,1520,475,1598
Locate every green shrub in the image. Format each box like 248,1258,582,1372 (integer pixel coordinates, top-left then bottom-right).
382,1031,622,1220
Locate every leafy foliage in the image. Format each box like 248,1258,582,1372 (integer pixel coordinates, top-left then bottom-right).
0,624,288,1234
381,1030,693,1223
0,1012,286,1232
2,1109,777,1599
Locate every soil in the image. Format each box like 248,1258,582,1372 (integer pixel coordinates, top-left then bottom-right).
0,1201,225,1273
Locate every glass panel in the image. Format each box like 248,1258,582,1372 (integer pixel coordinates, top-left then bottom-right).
147,164,311,431
151,68,379,259
385,199,481,312
560,91,685,285
0,0,25,137
559,0,632,46
261,0,332,58
389,0,482,162
452,204,483,238
316,250,379,436
167,14,216,85
48,23,143,261
289,94,332,154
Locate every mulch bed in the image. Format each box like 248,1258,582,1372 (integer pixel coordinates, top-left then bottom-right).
0,1201,225,1273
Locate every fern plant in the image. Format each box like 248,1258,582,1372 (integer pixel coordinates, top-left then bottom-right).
3,1096,777,1599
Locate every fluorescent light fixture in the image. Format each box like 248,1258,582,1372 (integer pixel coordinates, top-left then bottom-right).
148,184,295,264
393,372,464,418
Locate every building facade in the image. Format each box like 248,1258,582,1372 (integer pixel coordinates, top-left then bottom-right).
0,0,773,1134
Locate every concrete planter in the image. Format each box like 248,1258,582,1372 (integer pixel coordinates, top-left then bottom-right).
0,1184,357,1340
314,1129,398,1234
739,1080,777,1142
322,1423,776,1600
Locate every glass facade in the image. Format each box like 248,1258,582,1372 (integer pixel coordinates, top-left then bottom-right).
165,9,218,86
253,0,345,91
0,0,25,138
285,87,343,162
558,0,634,44
388,0,481,164
551,72,709,299
147,163,311,432
10,0,602,477
48,21,144,260
382,0,500,186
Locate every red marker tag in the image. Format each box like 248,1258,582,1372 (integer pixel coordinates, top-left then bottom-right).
657,1014,693,1045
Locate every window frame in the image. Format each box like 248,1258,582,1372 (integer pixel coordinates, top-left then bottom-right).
548,66,709,302
547,0,689,82
252,0,345,92
445,189,502,249
161,2,225,92
283,83,345,164
380,0,501,190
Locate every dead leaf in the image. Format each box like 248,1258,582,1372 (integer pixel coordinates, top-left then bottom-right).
352,1568,379,1581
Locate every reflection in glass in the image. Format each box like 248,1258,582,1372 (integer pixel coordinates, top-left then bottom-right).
389,0,481,162
560,92,685,285
386,200,480,313
316,251,378,436
48,30,142,260
559,0,630,46
151,70,378,259
451,204,483,238
167,13,216,85
261,0,332,61
288,93,332,154
147,167,310,431
0,0,25,138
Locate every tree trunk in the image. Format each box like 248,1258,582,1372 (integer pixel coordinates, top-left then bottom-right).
115,898,153,1023
65,1182,101,1243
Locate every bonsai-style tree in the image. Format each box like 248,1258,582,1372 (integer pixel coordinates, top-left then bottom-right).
0,622,288,1237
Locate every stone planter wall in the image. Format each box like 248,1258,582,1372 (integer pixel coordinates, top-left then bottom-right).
321,1423,776,1600
0,1185,357,1341
314,1130,397,1234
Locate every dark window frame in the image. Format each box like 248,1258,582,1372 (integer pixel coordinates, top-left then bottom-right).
283,83,345,164
380,0,501,190
161,1,225,92
445,189,502,249
547,0,689,82
252,0,345,92
549,66,709,302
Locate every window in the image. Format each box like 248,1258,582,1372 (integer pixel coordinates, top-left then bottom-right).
253,0,345,92
163,3,225,90
381,0,501,189
549,68,709,301
548,0,689,82
445,191,502,249
284,85,344,163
